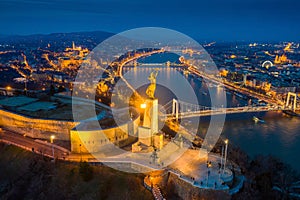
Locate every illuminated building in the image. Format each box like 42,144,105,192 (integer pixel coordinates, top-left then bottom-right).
274,54,288,64
0,95,140,154
59,42,89,68
284,42,293,52
219,68,229,77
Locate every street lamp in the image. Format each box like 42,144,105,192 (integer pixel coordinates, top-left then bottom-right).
223,139,229,174
140,103,147,109
207,161,212,187
220,145,224,170
6,86,12,91
79,144,82,161
50,135,55,143
50,135,55,159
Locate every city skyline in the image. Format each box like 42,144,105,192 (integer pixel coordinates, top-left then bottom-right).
1,2,300,199
1,0,300,41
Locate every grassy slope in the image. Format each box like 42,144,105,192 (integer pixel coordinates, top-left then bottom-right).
0,143,153,200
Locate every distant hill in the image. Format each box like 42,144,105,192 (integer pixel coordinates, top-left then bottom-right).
0,31,115,50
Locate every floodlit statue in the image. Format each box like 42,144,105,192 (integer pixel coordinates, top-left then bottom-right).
146,70,158,99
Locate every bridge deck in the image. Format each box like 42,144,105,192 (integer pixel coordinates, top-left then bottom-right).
161,105,289,119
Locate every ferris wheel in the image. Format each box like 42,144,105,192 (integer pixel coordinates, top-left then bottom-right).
262,60,273,69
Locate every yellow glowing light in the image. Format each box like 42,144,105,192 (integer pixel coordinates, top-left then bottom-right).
50,135,55,143
225,139,229,144
6,86,12,90
284,43,292,52
140,103,147,109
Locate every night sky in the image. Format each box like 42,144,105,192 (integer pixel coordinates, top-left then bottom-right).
1,0,300,41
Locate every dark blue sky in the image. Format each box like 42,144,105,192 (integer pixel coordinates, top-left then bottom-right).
1,0,300,41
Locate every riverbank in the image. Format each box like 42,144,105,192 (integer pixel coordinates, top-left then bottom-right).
213,141,300,199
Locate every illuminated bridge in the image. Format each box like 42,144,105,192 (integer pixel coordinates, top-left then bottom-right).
115,48,298,116
117,48,282,108
136,62,184,67
160,99,294,120
124,61,185,67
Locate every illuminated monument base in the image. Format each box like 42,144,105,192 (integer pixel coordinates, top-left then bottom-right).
132,98,163,152
143,98,158,133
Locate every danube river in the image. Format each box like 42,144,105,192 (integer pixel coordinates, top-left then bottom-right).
122,54,300,172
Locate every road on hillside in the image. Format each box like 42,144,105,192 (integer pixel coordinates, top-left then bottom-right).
0,128,69,160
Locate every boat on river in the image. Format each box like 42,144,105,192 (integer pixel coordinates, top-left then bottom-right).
253,116,265,123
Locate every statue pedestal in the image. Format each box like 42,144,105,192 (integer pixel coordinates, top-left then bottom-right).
132,98,163,152
142,98,158,134
138,126,152,146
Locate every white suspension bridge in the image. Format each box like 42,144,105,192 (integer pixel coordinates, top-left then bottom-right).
160,97,297,120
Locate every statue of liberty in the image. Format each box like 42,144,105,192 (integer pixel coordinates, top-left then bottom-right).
146,70,158,99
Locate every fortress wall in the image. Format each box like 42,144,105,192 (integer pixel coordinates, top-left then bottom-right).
70,116,140,153
0,109,78,140
0,107,140,153
165,172,231,199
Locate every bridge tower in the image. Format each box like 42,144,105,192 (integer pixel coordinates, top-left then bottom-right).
166,61,171,67
286,92,297,112
172,99,179,121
